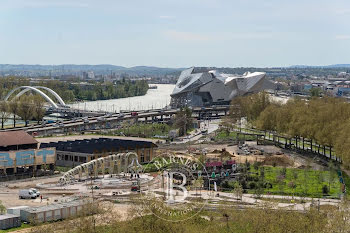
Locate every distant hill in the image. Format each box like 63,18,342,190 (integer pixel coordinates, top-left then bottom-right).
290,64,350,68
0,64,184,76
0,64,348,78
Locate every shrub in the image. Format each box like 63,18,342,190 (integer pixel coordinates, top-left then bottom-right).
264,182,273,189
322,185,329,195
253,161,259,171
248,181,257,189
288,181,296,189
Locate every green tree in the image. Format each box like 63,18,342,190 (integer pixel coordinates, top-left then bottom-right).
0,200,5,214
310,88,321,97
232,181,243,200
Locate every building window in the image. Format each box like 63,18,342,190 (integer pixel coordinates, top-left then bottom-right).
145,149,150,162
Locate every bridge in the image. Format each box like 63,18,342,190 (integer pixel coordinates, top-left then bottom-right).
0,106,230,137
3,86,114,118
4,86,68,109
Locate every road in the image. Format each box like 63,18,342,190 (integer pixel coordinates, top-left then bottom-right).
174,119,221,144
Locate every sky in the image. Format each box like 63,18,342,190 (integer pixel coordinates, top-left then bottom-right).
0,0,349,68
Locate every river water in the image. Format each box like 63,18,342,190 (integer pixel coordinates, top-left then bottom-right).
69,84,175,112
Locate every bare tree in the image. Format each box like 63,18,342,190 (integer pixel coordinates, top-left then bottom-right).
0,101,10,129
9,100,19,128
174,107,193,136
18,97,34,127
33,95,45,123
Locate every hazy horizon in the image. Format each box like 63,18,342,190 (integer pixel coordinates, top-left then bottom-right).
0,63,349,69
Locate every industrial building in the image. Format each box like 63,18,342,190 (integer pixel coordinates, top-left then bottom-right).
170,67,275,107
40,138,157,167
0,131,56,179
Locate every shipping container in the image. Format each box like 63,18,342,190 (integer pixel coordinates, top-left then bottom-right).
20,200,88,223
7,206,29,216
0,214,21,230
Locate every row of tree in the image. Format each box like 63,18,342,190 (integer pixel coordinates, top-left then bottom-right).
0,95,45,128
0,77,149,103
227,92,350,167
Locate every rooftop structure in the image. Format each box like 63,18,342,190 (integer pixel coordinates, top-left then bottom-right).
40,138,157,167
170,67,275,107
0,131,38,151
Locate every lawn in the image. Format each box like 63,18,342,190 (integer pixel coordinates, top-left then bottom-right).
111,123,171,138
247,165,343,198
215,130,256,141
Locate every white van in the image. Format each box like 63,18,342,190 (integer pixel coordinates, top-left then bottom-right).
29,188,40,197
19,189,37,199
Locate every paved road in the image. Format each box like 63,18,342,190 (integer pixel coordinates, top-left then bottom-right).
175,119,221,144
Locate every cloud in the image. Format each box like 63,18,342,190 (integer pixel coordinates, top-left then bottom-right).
164,30,211,42
335,35,350,40
159,15,175,19
164,30,273,42
335,9,350,15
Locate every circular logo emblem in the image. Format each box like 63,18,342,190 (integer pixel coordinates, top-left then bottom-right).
140,153,209,222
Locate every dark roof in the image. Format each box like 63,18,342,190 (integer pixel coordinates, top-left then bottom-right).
0,131,38,147
40,138,157,154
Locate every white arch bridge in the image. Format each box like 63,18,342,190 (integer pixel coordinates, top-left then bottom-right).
4,86,68,109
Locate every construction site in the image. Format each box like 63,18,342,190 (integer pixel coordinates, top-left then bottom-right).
0,126,345,231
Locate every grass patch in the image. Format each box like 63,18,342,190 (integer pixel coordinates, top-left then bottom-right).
55,166,71,173
246,165,343,198
110,123,171,138
215,130,256,141
0,223,31,232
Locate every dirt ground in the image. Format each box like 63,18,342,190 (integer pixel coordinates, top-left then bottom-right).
0,142,325,209
162,141,325,170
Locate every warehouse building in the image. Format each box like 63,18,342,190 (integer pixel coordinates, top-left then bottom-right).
0,131,38,151
40,138,157,167
0,131,56,179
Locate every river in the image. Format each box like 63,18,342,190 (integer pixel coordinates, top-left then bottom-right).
69,84,175,112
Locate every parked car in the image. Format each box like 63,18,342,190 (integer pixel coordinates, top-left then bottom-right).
19,189,37,199
83,117,89,123
97,117,105,122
